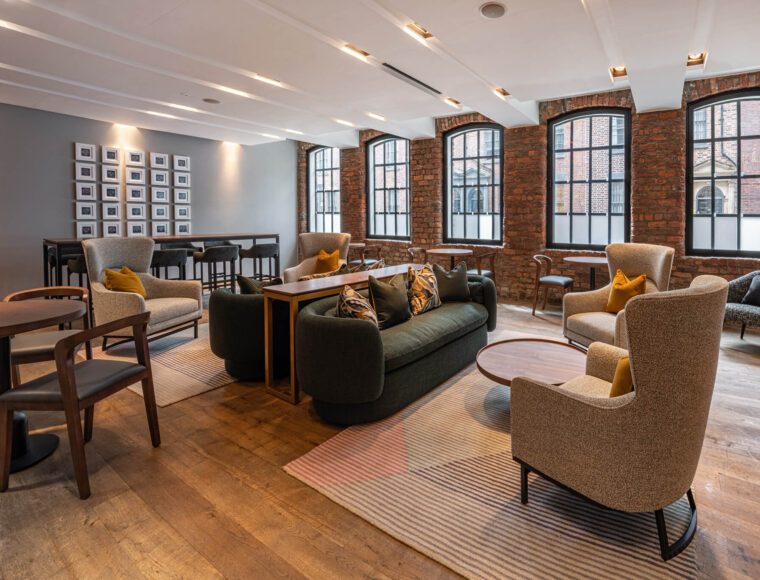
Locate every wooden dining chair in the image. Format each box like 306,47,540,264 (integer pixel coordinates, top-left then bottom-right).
349,244,384,267
532,255,574,315
0,312,159,499
3,286,92,387
407,247,427,263
468,251,499,285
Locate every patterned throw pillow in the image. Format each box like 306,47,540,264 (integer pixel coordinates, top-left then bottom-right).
299,263,348,281
348,259,386,273
337,285,378,326
407,264,441,315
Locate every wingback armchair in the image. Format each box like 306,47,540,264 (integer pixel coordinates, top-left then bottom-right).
563,243,675,348
512,275,728,560
282,232,351,283
82,238,202,349
725,270,760,339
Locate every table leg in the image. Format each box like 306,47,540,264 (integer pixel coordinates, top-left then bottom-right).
590,267,597,290
450,256,455,270
42,243,49,287
264,294,273,389
264,296,301,405
287,298,300,404
55,246,63,286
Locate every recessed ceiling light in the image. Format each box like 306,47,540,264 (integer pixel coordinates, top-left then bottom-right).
687,52,707,67
610,65,627,78
217,85,250,98
493,87,510,101
260,133,280,139
480,2,507,19
284,129,304,135
202,97,221,104
168,103,200,112
444,97,461,109
367,112,386,121
145,110,178,119
404,22,433,44
341,44,370,63
252,74,283,88
334,118,355,127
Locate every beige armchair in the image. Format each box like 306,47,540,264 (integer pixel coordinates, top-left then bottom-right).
512,275,728,560
82,238,202,350
283,232,351,283
563,243,675,348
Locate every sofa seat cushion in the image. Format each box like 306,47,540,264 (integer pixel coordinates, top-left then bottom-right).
561,374,612,398
566,311,616,344
146,297,199,325
725,302,760,324
382,302,488,372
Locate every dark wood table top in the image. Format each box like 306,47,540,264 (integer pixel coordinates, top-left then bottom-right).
0,301,86,338
43,233,279,245
476,338,587,387
426,248,474,257
563,256,608,266
264,264,419,298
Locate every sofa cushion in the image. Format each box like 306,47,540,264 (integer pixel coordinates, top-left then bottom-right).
146,297,200,325
566,311,616,345
368,275,411,330
561,374,612,398
382,302,488,372
742,275,760,306
434,262,471,302
725,302,760,324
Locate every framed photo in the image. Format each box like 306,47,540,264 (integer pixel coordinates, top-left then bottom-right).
103,222,122,238
127,203,146,220
173,189,191,204
102,203,121,220
75,162,96,181
174,205,192,220
127,221,146,237
173,155,191,171
151,170,169,185
126,186,146,202
126,167,145,184
126,150,145,166
151,187,170,203
152,222,171,236
75,143,96,161
75,183,97,201
175,221,192,236
101,164,120,183
152,204,170,220
150,152,169,169
101,146,120,164
76,221,97,239
173,172,191,187
101,184,120,201
76,202,97,220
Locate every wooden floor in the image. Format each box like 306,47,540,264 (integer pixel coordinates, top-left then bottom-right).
2,302,759,579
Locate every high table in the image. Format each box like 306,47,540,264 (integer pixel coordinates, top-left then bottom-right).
42,233,280,286
563,255,608,290
426,248,473,270
263,264,419,404
0,300,86,472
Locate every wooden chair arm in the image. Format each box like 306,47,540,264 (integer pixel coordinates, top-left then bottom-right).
54,312,150,364
4,286,89,303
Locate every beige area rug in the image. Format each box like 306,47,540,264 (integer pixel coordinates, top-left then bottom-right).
94,323,234,407
285,366,697,579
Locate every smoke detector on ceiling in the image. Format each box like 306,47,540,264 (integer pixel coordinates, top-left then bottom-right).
480,2,506,19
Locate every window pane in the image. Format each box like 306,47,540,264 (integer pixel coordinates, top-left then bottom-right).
693,106,711,140
591,149,609,180
572,117,590,148
715,101,737,138
573,183,588,213
714,141,738,176
396,140,407,162
591,116,610,147
554,183,569,213
741,100,760,136
554,154,569,182
465,131,478,157
693,142,712,176
554,122,570,150
591,182,608,213
611,116,626,146
741,138,760,175
693,181,714,215
741,178,760,214
573,150,589,181
452,134,464,158
611,148,625,179
374,144,384,164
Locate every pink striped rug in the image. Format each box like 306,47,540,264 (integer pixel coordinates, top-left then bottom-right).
285,367,696,579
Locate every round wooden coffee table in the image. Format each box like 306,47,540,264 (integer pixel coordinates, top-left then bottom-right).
476,338,587,386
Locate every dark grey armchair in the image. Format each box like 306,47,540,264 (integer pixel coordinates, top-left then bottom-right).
725,270,760,339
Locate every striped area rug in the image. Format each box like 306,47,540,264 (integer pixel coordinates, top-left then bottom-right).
285,368,697,579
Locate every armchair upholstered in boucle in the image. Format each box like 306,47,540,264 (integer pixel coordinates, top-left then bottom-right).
725,270,760,339
563,242,675,348
282,232,351,283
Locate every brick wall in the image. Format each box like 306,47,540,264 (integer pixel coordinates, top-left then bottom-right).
297,72,760,300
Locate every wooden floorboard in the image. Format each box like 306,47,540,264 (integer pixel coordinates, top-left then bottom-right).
1,302,759,579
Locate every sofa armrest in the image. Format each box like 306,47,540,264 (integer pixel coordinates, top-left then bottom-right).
467,274,497,331
90,281,147,326
283,256,320,283
138,274,202,304
727,270,760,303
585,342,629,382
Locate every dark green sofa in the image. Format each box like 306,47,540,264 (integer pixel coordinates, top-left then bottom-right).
296,275,497,425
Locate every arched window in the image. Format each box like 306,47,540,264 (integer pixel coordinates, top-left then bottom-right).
308,146,340,233
688,90,760,256
444,124,503,244
548,109,630,248
367,136,410,239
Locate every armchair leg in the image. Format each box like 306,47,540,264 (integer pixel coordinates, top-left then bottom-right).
520,463,530,504
0,408,12,492
740,323,746,340
193,319,199,339
83,405,94,443
141,377,161,448
11,365,20,388
654,489,698,561
101,336,108,352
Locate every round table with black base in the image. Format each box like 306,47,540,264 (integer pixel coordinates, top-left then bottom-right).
563,256,608,290
426,248,474,270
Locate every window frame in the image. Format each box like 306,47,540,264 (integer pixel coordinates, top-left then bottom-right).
546,107,632,250
365,135,411,241
686,88,760,257
306,145,341,233
442,122,504,245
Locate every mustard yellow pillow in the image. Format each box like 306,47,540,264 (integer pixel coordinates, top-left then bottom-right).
609,356,634,397
606,269,646,313
104,266,147,298
314,249,340,274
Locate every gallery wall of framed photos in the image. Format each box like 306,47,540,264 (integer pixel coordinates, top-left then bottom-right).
74,142,192,239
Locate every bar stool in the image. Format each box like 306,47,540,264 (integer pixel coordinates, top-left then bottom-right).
160,242,201,279
66,255,89,288
48,248,83,286
240,243,280,281
193,245,239,291
151,249,188,280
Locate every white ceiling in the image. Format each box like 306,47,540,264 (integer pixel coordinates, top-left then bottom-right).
0,0,757,147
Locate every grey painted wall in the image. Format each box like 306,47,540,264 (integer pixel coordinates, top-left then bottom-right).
0,104,297,298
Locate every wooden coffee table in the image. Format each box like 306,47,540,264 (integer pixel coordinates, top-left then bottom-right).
476,338,587,386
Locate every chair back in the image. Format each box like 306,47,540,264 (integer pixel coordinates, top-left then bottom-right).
197,245,239,263
624,275,728,505
532,255,552,280
606,243,674,291
151,249,188,268
407,247,427,262
298,233,350,261
82,238,154,283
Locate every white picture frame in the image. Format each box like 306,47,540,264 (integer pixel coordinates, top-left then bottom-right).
75,162,96,181
101,184,120,201
76,221,97,239
152,222,171,236
150,152,169,169
103,222,122,238
101,164,120,183
151,205,170,220
75,143,96,161
101,146,120,164
173,155,191,171
75,182,97,201
126,150,145,166
151,187,170,203
127,203,146,220
76,202,97,220
151,170,169,186
127,221,146,237
174,205,192,220
102,203,121,220
173,172,191,187
126,167,145,184
175,221,192,236
173,189,191,204
126,186,146,202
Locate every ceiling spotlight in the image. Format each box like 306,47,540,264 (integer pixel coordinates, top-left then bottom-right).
610,65,627,79
284,129,304,135
493,87,510,101
480,2,507,19
145,111,178,119
168,103,200,112
444,97,462,109
260,133,280,139
202,97,221,104
687,52,707,67
404,22,433,45
341,44,371,63
367,112,386,121
252,74,283,87
334,118,355,127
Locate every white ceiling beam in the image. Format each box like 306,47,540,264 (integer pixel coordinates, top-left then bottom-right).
301,130,359,149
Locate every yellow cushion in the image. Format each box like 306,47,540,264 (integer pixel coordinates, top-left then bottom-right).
314,249,340,274
104,266,147,298
606,269,646,313
609,356,634,397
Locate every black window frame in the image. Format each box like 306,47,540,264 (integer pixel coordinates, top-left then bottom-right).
443,122,504,245
365,135,411,241
686,88,760,258
306,145,341,233
546,107,632,250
